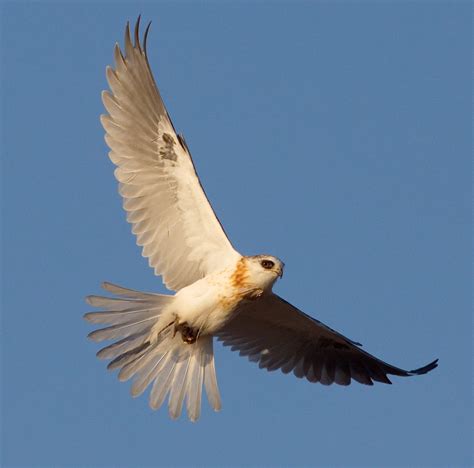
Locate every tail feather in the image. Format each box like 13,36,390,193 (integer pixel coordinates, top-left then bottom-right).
118,341,162,382
85,309,160,325
87,316,158,342
84,284,172,343
96,333,145,360
107,341,150,371
130,349,169,397
84,282,222,421
186,346,205,421
149,350,177,410
168,353,191,420
101,281,160,299
86,295,157,310
203,338,222,412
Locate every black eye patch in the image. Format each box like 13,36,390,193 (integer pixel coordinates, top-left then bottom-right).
261,260,275,269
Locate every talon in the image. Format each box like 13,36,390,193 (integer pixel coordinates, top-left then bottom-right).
176,322,198,344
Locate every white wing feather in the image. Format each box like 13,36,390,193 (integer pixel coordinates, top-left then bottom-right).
101,19,240,291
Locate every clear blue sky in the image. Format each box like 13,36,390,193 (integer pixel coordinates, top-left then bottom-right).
1,2,471,467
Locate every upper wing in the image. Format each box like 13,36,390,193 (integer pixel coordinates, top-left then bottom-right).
101,18,240,291
217,294,438,385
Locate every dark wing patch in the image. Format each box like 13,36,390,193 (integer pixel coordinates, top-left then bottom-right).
159,133,178,162
101,17,239,290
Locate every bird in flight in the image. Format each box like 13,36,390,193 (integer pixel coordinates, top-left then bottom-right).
85,18,438,422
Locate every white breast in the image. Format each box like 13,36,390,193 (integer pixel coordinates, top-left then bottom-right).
168,267,241,334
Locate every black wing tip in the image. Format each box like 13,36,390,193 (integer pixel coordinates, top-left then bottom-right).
125,20,131,39
134,15,142,49
123,16,152,55
408,358,439,375
143,20,152,55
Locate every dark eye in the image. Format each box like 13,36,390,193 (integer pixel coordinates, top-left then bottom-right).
261,259,275,270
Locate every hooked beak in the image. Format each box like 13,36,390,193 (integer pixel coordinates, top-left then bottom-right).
278,265,284,278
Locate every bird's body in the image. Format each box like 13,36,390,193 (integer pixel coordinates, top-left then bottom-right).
85,18,437,422
151,255,282,341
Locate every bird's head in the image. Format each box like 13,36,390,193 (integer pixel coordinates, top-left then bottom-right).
244,255,285,291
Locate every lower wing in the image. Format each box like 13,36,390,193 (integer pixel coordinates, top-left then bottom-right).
216,293,438,385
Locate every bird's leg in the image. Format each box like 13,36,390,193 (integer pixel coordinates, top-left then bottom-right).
171,316,179,338
175,321,199,344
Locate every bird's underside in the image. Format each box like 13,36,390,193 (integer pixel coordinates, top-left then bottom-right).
175,322,199,344
84,17,438,422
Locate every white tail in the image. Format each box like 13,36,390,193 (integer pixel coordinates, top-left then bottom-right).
84,282,221,421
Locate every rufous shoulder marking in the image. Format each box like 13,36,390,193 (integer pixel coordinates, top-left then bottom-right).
230,257,249,289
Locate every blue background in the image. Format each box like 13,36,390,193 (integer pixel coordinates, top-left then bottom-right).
2,2,471,467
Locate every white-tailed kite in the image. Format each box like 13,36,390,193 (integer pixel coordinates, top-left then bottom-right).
85,18,438,422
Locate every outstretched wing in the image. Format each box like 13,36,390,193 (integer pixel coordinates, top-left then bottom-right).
101,18,240,291
217,294,438,385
